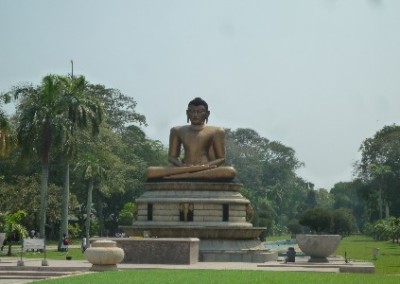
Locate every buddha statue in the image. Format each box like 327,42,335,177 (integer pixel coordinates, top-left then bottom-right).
146,97,236,180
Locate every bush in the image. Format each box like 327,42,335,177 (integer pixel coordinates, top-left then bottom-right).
118,202,135,226
331,208,355,236
68,223,82,239
287,219,304,237
364,218,400,242
299,208,332,234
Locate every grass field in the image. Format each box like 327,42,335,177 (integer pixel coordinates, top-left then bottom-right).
3,235,400,283
20,246,86,261
36,269,400,284
336,235,400,274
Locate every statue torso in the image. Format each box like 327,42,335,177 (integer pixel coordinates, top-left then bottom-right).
172,125,223,165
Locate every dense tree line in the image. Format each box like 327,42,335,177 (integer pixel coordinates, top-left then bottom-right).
0,74,166,244
2,74,400,241
224,128,359,236
225,128,308,234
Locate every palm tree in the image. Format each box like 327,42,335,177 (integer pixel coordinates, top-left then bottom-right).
57,75,102,248
12,75,65,238
8,74,103,241
1,211,28,255
75,154,107,248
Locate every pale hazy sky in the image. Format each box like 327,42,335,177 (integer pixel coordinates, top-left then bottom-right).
1,0,399,190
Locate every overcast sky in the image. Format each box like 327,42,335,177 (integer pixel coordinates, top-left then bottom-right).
1,0,400,190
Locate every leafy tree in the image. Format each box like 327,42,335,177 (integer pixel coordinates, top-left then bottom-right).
4,75,103,240
330,180,367,231
365,218,400,242
299,207,332,234
369,163,392,219
386,217,400,243
2,75,170,240
287,219,304,237
87,84,146,133
118,202,135,226
355,124,400,220
331,182,356,209
225,128,267,191
315,188,334,210
300,188,318,212
331,208,355,236
225,128,307,232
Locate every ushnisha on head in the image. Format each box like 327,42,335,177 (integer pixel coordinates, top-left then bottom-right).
186,97,210,125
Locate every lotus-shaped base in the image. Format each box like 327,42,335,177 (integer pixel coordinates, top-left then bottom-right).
296,234,341,262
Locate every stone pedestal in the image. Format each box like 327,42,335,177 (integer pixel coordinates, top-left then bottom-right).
84,240,125,271
120,181,273,263
111,238,199,264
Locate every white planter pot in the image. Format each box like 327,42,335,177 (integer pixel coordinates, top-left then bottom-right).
296,234,341,262
84,239,124,271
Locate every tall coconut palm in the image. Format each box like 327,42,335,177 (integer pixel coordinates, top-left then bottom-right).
74,154,107,248
56,75,102,248
8,74,103,240
12,75,65,238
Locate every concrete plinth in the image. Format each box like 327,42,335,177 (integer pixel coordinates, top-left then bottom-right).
121,181,267,263
110,238,199,265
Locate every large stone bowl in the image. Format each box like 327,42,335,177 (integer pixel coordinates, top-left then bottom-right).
296,234,341,262
84,239,125,271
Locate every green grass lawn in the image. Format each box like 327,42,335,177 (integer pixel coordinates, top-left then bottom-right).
335,235,400,274
3,235,400,283
21,248,86,261
1,240,86,261
36,269,400,284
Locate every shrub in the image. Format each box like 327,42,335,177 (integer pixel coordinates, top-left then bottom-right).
299,207,332,234
118,202,135,226
287,219,304,237
331,208,355,236
365,218,400,242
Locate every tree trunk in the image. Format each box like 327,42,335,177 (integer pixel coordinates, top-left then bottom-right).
59,163,70,250
96,188,105,237
385,201,390,219
39,164,49,239
85,179,93,249
378,186,383,220
7,243,12,256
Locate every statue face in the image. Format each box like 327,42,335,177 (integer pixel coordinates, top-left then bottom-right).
187,105,209,125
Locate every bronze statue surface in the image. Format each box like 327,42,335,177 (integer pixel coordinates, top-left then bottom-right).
146,97,236,180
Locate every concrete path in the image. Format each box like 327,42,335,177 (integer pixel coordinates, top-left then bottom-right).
0,255,375,283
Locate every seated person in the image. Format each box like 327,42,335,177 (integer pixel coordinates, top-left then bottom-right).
146,97,236,180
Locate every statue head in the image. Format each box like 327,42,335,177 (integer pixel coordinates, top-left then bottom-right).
186,97,210,125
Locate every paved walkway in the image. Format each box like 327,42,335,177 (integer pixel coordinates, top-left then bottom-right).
0,255,375,284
